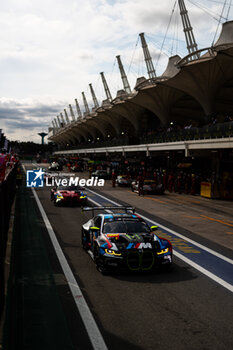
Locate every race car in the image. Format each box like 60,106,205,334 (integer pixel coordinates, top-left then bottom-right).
131,179,164,195
81,206,172,273
48,161,63,171
116,175,132,187
51,184,87,206
91,170,110,179
71,164,84,172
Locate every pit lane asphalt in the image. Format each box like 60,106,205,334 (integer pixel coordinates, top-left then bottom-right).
27,165,233,350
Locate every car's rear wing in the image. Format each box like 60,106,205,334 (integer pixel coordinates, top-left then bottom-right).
82,206,135,215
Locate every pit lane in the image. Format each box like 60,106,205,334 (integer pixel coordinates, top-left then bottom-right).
25,164,233,350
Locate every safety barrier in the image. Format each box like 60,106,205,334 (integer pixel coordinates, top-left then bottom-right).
0,164,17,317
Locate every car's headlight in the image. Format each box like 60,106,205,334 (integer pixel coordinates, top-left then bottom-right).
105,249,121,256
157,248,169,255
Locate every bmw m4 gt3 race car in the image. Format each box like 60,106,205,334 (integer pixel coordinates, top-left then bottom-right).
81,206,172,273
51,184,87,206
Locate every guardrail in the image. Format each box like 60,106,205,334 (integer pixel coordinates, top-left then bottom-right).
0,164,17,317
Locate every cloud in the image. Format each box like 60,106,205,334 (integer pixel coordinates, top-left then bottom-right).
0,98,68,142
0,0,232,141
5,120,45,129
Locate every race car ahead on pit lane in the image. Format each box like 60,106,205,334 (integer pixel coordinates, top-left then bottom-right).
116,175,132,187
48,161,63,171
131,179,164,195
81,206,172,273
51,184,87,206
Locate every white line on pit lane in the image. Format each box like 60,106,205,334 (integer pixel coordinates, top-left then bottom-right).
86,189,233,294
22,165,108,350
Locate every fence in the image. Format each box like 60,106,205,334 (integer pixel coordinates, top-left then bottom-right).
57,121,233,152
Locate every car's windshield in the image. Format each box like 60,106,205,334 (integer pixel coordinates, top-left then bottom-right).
103,220,150,233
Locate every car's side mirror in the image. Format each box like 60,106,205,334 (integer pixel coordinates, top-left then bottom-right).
150,225,158,231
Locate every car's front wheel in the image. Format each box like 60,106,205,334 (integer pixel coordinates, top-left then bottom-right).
81,229,88,250
94,244,108,274
93,243,98,262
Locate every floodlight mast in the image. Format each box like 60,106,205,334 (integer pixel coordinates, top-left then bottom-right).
60,112,66,126
57,115,62,128
116,55,131,94
54,118,59,129
100,72,112,101
75,98,82,119
82,92,90,115
89,83,99,108
139,33,156,79
52,120,56,131
64,109,70,124
178,0,199,59
69,104,75,122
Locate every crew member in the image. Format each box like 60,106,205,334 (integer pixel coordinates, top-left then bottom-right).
177,172,183,194
67,161,71,172
168,172,174,193
191,174,196,195
112,171,116,188
138,174,144,196
162,170,168,191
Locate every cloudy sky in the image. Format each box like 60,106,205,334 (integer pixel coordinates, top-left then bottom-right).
0,0,232,142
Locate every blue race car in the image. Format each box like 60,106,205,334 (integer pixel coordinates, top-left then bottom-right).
81,206,172,273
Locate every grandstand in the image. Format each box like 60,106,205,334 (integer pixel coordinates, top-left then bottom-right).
48,1,233,199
